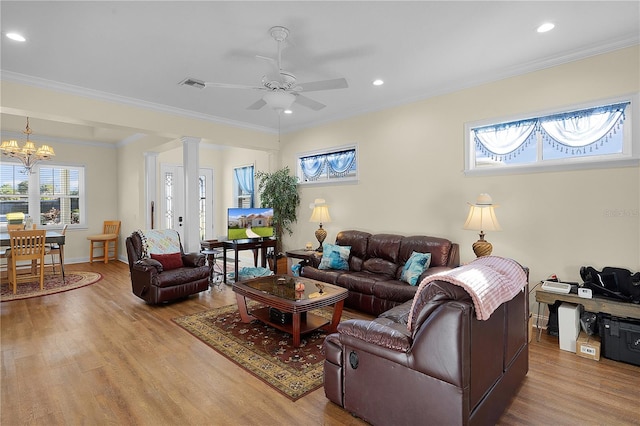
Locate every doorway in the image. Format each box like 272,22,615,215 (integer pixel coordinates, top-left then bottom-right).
160,164,214,241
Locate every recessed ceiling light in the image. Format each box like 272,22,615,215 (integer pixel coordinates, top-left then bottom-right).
6,32,26,42
372,79,384,86
537,22,555,33
283,109,293,114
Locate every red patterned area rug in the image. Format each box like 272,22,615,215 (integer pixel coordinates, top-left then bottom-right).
173,303,356,401
1,272,102,302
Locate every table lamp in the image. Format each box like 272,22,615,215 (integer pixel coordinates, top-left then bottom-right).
309,198,331,252
463,193,501,257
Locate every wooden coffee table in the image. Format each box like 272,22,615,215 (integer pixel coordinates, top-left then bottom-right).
232,275,348,347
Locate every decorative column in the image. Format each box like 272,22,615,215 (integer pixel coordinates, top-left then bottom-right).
182,137,201,253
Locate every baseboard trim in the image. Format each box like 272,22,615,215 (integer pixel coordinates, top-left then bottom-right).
532,312,548,329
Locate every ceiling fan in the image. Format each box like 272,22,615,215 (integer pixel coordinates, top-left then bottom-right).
180,26,348,112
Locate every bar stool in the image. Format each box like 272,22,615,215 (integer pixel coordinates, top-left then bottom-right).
87,220,121,263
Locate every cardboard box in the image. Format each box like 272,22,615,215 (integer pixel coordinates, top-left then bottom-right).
558,302,581,352
576,331,601,361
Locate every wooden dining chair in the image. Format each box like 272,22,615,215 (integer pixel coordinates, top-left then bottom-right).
45,224,68,275
87,220,121,263
7,229,47,294
1,224,25,278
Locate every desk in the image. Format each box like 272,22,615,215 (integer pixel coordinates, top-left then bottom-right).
223,238,277,284
535,289,640,340
0,231,66,279
536,289,640,319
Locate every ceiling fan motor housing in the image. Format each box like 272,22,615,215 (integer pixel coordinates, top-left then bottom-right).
262,71,297,90
269,26,289,42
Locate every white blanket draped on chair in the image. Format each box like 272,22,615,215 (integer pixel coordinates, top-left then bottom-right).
135,229,182,257
409,256,527,326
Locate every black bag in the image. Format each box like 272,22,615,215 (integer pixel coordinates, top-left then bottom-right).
580,266,640,303
580,311,598,336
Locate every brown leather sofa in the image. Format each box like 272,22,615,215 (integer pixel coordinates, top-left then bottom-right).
324,272,529,425
301,230,459,315
125,231,209,304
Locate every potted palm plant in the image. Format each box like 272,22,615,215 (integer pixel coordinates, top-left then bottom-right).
255,167,300,269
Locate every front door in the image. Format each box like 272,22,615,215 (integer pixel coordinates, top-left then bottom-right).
160,164,214,241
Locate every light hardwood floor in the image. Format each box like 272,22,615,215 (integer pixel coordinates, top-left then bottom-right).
2,261,639,425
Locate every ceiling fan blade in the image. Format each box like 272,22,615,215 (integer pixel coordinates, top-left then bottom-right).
297,78,348,93
294,94,326,111
204,82,265,91
256,54,277,65
247,98,267,110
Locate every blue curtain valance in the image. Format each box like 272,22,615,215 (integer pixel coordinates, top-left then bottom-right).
473,102,629,160
301,149,356,181
234,165,254,208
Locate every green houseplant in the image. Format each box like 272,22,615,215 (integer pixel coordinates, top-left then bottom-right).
255,166,300,256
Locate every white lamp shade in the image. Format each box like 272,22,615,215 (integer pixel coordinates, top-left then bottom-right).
310,205,331,223
463,205,501,232
263,91,295,111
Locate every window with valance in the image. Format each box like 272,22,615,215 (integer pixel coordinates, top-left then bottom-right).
297,146,358,184
466,97,636,174
233,165,254,208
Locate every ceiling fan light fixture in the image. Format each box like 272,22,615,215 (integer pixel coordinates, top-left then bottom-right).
6,32,26,42
537,22,555,33
263,91,296,111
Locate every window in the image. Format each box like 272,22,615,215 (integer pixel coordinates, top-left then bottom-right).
297,145,358,184
465,96,638,175
199,175,206,241
233,165,254,208
0,162,85,228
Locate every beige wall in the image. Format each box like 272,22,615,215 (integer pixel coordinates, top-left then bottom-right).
154,144,272,241
1,81,278,261
1,46,638,285
281,46,640,287
29,139,118,263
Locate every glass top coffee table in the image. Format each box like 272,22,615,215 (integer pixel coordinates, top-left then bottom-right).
232,275,348,347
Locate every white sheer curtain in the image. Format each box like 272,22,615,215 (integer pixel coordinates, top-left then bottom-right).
540,108,624,147
474,121,536,155
473,102,628,159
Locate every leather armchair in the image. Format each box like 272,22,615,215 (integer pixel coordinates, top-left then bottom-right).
324,276,529,425
125,231,209,304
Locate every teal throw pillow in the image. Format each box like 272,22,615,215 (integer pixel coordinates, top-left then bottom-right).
400,251,432,286
318,243,351,270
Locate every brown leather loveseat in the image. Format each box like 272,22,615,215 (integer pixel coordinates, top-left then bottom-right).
302,230,459,315
126,230,209,304
324,257,529,425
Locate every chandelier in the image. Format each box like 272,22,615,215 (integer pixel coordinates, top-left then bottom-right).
1,117,55,173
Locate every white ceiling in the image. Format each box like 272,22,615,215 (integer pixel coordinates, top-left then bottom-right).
1,1,639,145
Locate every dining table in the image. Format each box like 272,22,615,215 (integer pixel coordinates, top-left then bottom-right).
1,230,66,279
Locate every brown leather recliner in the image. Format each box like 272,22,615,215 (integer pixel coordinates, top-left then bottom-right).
324,273,529,425
125,231,209,304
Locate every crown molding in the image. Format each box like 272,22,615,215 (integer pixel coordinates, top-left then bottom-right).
0,71,276,135
0,129,116,149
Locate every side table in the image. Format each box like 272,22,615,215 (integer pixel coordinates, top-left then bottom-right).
201,240,226,287
286,249,321,272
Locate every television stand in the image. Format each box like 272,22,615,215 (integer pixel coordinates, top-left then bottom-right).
223,238,277,284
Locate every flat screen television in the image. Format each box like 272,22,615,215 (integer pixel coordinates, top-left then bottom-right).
227,207,275,240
